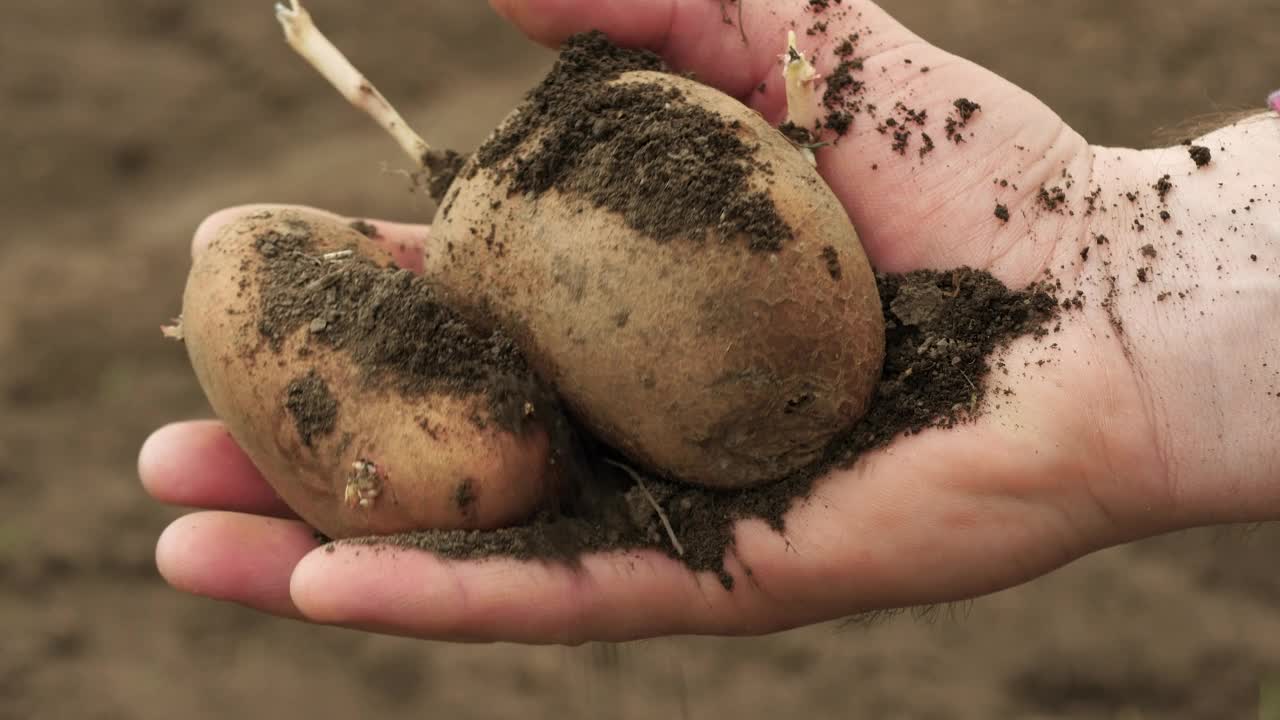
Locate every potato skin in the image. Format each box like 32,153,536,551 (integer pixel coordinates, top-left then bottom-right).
181,210,560,538
429,71,885,489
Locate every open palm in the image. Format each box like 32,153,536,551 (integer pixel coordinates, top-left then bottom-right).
141,0,1278,643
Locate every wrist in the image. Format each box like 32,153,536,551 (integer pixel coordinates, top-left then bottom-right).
1086,113,1280,526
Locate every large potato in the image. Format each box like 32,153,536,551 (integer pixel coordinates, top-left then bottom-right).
429,69,885,489
180,210,571,538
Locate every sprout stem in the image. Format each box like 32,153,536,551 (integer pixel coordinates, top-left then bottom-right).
275,1,429,167
782,31,820,131
161,317,184,341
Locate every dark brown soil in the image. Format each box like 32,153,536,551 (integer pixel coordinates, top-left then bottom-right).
821,51,866,136
253,220,544,433
474,31,792,252
359,269,1058,588
1038,185,1068,211
284,370,338,447
953,98,982,123
1189,144,1213,167
945,98,983,143
422,149,467,204
778,121,816,146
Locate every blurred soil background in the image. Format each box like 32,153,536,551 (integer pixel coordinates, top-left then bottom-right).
2,1,1278,718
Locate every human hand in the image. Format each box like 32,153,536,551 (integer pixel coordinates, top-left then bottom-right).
141,0,1280,643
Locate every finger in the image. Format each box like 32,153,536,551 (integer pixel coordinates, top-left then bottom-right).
157,511,319,619
140,420,295,518
289,540,769,644
193,204,429,273
283,470,909,644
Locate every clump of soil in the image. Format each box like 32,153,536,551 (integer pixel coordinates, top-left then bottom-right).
1188,144,1212,167
473,31,793,252
945,98,982,142
779,121,816,147
422,149,467,204
253,222,543,431
1038,185,1068,212
357,268,1059,588
821,37,866,136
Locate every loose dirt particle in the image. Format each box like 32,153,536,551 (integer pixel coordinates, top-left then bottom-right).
954,98,982,122
919,132,936,158
1038,186,1067,211
944,98,982,143
824,111,853,134
892,128,911,155
1189,145,1212,167
995,203,1010,222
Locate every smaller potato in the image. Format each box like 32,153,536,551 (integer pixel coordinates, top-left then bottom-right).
179,210,575,539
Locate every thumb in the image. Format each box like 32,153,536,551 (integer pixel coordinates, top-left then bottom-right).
489,0,1086,275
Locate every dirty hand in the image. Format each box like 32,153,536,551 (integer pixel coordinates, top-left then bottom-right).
139,0,1280,643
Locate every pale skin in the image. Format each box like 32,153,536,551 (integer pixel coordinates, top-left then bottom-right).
140,0,1280,643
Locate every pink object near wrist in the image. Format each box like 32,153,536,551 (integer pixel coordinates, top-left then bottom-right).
1270,90,1280,113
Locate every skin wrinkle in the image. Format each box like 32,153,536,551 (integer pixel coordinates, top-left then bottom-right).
736,537,803,626
1075,308,1142,538
1006,141,1098,283
550,565,595,645
960,137,1092,286
1079,160,1183,532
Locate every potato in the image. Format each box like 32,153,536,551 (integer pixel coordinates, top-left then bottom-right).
179,210,573,538
428,68,885,489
